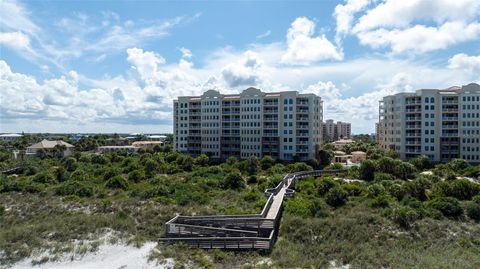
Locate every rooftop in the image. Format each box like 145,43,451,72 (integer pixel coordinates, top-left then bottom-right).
28,139,74,149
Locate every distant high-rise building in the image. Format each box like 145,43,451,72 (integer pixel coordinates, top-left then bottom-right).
173,87,323,161
378,83,480,163
322,119,351,142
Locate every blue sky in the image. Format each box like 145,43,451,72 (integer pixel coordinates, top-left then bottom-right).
1,0,479,134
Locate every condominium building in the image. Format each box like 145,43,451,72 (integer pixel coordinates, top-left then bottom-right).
173,87,323,161
378,83,480,163
322,119,351,142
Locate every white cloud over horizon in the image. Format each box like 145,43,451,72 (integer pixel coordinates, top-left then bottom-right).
1,0,480,134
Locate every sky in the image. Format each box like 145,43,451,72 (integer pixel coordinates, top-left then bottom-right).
0,0,479,134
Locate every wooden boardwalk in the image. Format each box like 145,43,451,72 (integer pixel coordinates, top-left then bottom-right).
160,169,347,250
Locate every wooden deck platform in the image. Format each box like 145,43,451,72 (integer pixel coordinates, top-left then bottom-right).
160,169,347,250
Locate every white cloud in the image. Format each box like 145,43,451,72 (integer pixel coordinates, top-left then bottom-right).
221,50,266,88
353,0,480,32
448,53,480,73
343,0,480,54
126,48,165,85
256,30,271,39
180,47,192,58
0,0,40,36
281,17,343,65
333,0,372,41
0,31,31,50
356,21,480,54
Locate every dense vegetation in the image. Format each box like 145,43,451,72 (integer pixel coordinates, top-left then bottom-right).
1,138,480,268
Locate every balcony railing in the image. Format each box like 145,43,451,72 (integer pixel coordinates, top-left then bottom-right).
442,125,458,129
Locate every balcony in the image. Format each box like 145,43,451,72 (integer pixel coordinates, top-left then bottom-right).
441,132,459,137
264,116,278,121
296,108,309,113
296,124,309,129
263,100,279,106
406,125,421,129
442,100,458,104
442,108,458,112
442,117,458,121
264,108,279,114
406,133,421,137
442,125,458,129
406,109,421,112
406,117,421,121
296,116,309,121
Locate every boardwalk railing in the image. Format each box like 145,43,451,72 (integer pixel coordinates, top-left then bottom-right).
160,169,348,250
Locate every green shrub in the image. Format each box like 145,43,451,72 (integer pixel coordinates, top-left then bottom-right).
427,197,463,219
91,154,109,165
194,154,209,166
449,179,480,200
285,198,312,217
403,178,431,201
473,195,480,204
325,187,348,207
69,170,87,181
359,160,376,181
366,183,386,198
370,194,391,208
260,155,275,170
105,175,129,190
309,198,329,218
387,183,406,201
63,157,78,171
247,175,257,184
130,182,161,199
409,155,432,171
144,159,158,177
128,169,145,183
287,162,312,173
391,206,418,228
432,179,480,200
223,171,245,189
55,181,94,197
466,202,480,222
33,171,56,184
448,159,469,172
394,162,416,180
377,157,396,174
374,172,395,181
462,166,480,178
242,191,261,202
342,183,364,196
103,168,119,181
54,166,67,182
317,177,337,195
0,205,4,216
